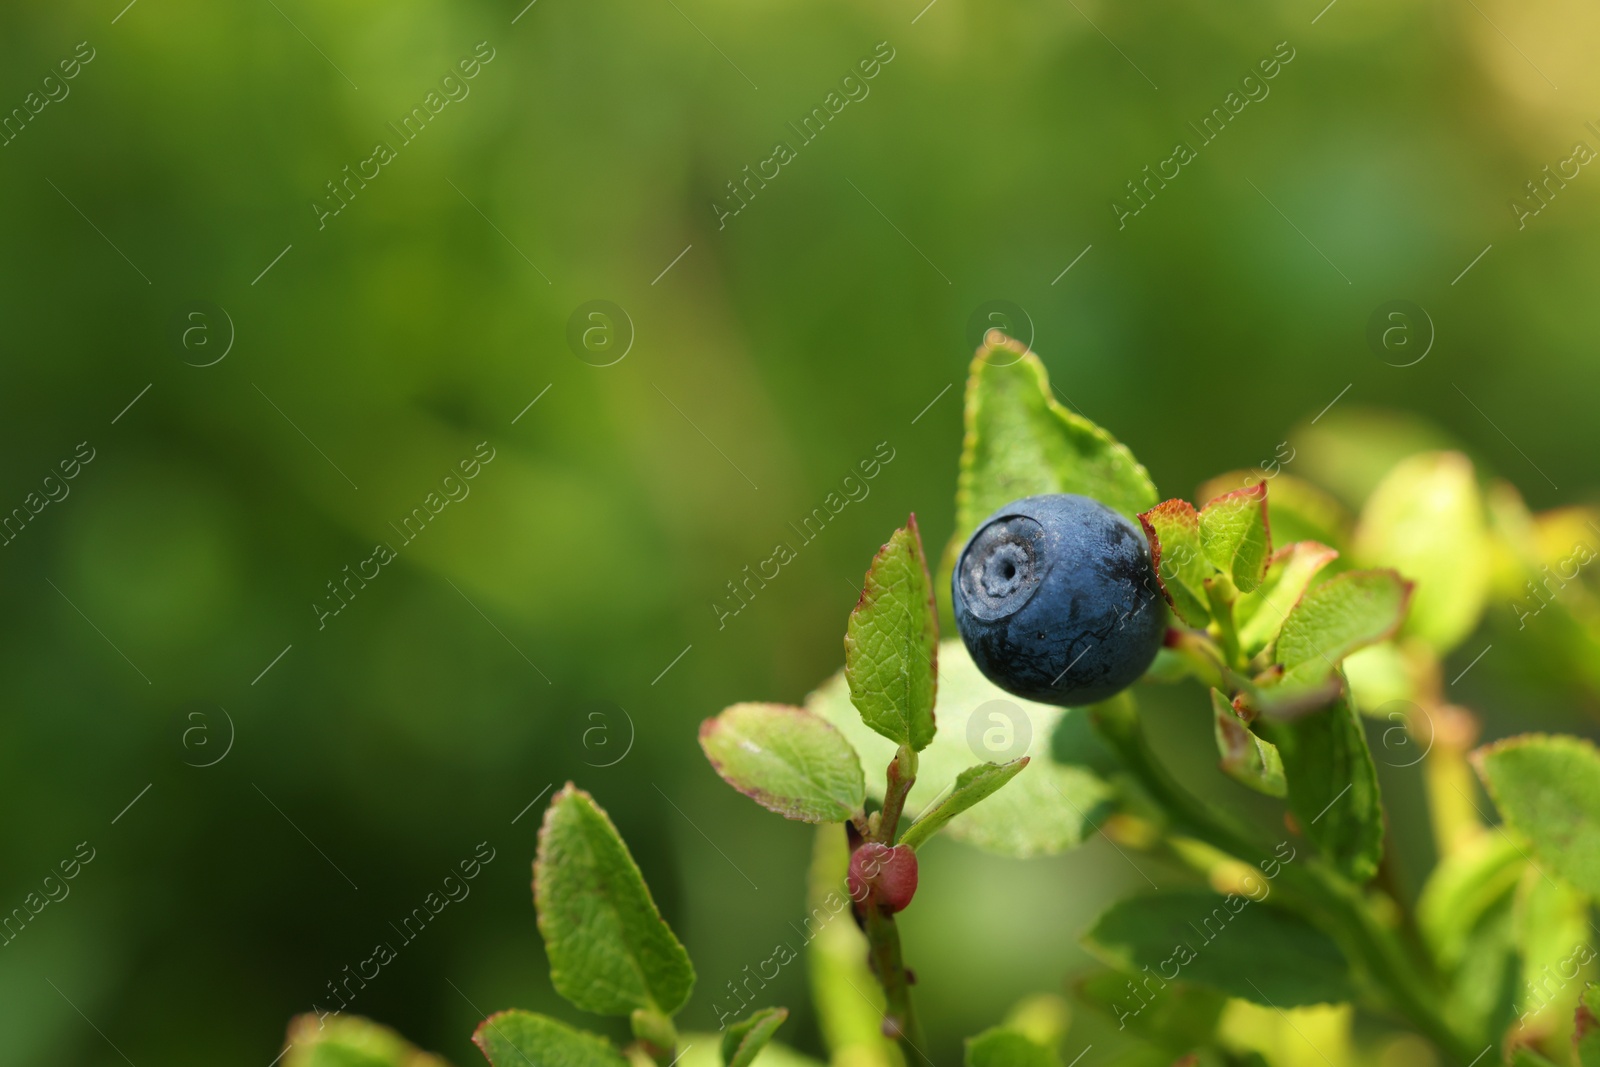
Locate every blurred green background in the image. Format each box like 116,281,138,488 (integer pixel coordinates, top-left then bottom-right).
1,0,1596,1061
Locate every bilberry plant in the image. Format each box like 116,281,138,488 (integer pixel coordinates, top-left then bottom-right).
279,335,1600,1067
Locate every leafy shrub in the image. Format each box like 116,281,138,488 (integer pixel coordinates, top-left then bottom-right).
280,336,1600,1067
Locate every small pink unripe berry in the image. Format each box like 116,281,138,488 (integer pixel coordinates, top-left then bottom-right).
848,842,918,914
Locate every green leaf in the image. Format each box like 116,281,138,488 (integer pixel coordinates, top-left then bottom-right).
809,640,1114,857
1474,734,1600,896
722,1007,789,1067
1255,688,1383,883
898,757,1029,850
1138,499,1212,627
1443,894,1520,1052
1075,971,1224,1055
535,784,696,1017
845,515,938,752
1274,569,1412,688
1511,1047,1563,1067
1354,451,1491,655
285,1013,454,1067
1198,471,1353,553
699,703,865,823
1083,890,1355,1007
1211,689,1285,797
472,1011,628,1067
679,1038,823,1067
1513,866,1590,1026
1577,984,1600,1066
1417,833,1525,970
938,339,1158,623
1199,483,1272,593
1234,542,1339,659
964,1028,1060,1067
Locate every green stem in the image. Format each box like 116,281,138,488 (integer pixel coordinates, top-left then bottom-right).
863,902,926,1054
1090,697,1478,1066
876,745,918,844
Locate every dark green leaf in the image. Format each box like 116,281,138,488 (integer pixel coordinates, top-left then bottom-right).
284,1013,453,1067
845,515,938,752
1083,890,1355,1007
1211,689,1285,797
1510,1046,1562,1066
535,785,696,1016
1075,970,1226,1054
1474,734,1600,897
963,1028,1059,1067
1274,569,1412,688
721,1007,789,1067
699,703,864,823
1255,688,1384,883
1138,499,1213,627
1199,483,1272,593
898,757,1029,850
472,1011,628,1067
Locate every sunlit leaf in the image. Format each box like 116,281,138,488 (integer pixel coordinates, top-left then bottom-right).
722,1008,789,1067
1138,499,1212,627
1474,734,1600,897
1274,569,1411,688
1198,471,1354,553
964,1027,1059,1067
700,703,864,823
898,757,1029,850
846,516,938,751
472,1012,626,1067
284,1013,454,1067
1354,451,1491,654
1234,542,1339,659
535,785,696,1016
1199,482,1272,593
939,338,1158,621
810,640,1113,856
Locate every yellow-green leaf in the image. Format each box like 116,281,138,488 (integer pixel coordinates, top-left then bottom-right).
810,640,1114,857
964,1028,1060,1067
284,1013,453,1067
1474,734,1600,897
898,757,1029,850
722,1008,789,1067
1138,499,1212,627
472,1011,627,1067
845,515,938,751
1235,542,1339,659
1355,451,1491,654
1199,482,1272,593
1274,569,1412,688
700,703,865,823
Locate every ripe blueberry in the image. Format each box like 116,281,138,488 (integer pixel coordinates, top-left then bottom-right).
952,494,1165,706
848,843,918,914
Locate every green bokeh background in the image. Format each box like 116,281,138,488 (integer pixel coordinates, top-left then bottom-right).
1,0,1595,1062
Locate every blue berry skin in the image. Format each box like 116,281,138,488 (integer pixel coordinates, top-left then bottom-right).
952,494,1166,706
